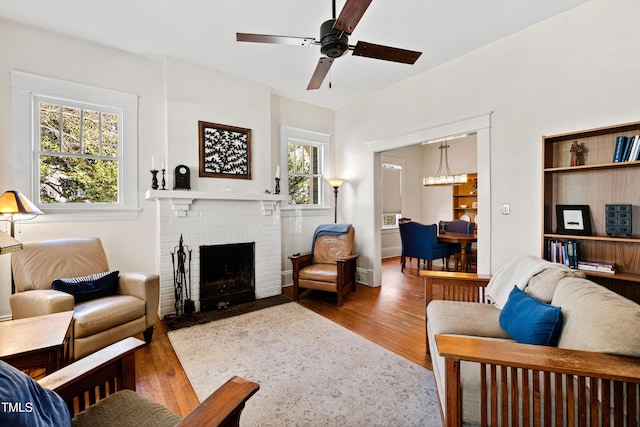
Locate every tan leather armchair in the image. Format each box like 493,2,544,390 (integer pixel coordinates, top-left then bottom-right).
10,238,159,360
290,225,358,306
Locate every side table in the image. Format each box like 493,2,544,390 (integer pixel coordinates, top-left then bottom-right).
0,311,74,375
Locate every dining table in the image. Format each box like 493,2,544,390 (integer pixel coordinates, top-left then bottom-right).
437,231,477,272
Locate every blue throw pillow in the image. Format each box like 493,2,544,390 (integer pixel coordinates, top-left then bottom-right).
499,286,563,346
52,271,119,303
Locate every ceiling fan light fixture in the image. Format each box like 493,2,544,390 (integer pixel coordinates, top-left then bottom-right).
236,0,422,91
320,19,349,58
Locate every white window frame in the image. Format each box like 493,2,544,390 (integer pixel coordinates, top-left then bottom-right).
11,71,139,221
381,157,404,229
280,126,331,215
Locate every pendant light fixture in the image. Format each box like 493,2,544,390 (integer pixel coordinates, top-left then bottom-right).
423,140,467,186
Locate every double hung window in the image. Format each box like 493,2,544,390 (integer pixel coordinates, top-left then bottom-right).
281,127,330,209
12,71,139,220
382,160,403,228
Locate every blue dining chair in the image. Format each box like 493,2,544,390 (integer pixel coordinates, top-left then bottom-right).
398,221,450,274
440,220,476,271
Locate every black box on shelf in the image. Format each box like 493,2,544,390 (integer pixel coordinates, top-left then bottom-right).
605,204,632,237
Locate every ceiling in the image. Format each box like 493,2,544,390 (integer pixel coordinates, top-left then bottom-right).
0,0,591,110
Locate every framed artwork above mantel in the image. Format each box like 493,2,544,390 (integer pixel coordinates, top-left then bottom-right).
198,121,251,179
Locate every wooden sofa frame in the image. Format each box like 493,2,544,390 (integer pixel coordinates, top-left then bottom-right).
38,337,259,426
422,270,640,427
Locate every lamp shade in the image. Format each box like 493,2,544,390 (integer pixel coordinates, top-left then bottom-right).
0,230,22,255
328,178,344,188
0,190,43,215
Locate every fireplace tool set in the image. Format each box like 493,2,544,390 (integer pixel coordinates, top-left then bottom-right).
165,234,197,326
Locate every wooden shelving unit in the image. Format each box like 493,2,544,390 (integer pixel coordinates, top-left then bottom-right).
452,173,478,222
542,121,640,302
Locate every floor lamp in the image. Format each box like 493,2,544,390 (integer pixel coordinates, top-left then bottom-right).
0,190,43,238
328,178,344,224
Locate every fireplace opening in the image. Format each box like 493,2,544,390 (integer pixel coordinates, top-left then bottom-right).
200,242,256,312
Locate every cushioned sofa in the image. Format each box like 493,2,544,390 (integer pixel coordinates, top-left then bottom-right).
10,238,160,360
422,256,640,426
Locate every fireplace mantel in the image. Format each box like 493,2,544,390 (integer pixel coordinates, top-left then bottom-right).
145,190,288,216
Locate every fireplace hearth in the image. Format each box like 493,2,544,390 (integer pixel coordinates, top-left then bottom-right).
200,242,256,312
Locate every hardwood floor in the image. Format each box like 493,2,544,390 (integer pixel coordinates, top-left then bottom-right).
134,256,433,417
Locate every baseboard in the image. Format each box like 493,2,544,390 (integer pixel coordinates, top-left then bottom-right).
381,246,402,259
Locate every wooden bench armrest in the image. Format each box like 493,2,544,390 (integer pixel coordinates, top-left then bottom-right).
176,376,260,427
421,270,492,303
436,334,640,381
435,334,640,427
422,271,492,354
39,337,145,415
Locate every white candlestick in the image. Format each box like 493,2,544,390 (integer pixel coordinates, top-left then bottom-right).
152,155,156,170
161,160,165,170
276,165,280,179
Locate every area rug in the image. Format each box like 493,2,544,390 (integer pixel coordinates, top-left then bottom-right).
168,303,442,426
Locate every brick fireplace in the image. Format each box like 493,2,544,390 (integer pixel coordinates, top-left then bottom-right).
145,190,286,316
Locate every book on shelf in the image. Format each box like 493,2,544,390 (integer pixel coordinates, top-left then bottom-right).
613,136,626,162
546,239,578,269
577,260,616,274
629,135,640,161
612,135,640,162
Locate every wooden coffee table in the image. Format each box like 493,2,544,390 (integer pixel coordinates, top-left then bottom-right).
0,311,73,375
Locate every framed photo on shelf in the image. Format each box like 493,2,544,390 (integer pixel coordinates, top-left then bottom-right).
556,205,592,236
198,121,251,179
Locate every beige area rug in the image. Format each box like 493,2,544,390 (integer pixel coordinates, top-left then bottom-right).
168,302,442,426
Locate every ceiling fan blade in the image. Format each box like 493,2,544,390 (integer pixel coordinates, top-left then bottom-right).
352,41,422,64
333,0,372,35
236,33,315,46
307,57,335,90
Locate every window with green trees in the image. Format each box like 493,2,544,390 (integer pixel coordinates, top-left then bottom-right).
280,126,330,210
287,143,322,205
11,71,139,219
38,99,120,204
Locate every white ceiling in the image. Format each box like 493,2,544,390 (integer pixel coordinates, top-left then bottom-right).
0,0,591,110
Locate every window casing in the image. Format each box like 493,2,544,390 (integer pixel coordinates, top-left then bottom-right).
11,71,139,221
280,127,331,211
382,160,403,229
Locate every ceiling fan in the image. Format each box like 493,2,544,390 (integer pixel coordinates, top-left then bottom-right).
236,0,422,90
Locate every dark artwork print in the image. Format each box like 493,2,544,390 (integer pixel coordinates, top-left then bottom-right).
198,121,251,179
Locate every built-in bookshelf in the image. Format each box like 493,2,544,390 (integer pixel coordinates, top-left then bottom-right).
452,173,478,222
542,121,640,303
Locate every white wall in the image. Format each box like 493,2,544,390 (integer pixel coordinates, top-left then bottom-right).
0,19,163,318
0,19,335,317
2,0,638,311
164,57,273,194
270,95,335,283
335,0,640,284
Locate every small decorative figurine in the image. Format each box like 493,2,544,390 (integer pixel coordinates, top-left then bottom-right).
570,140,583,166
